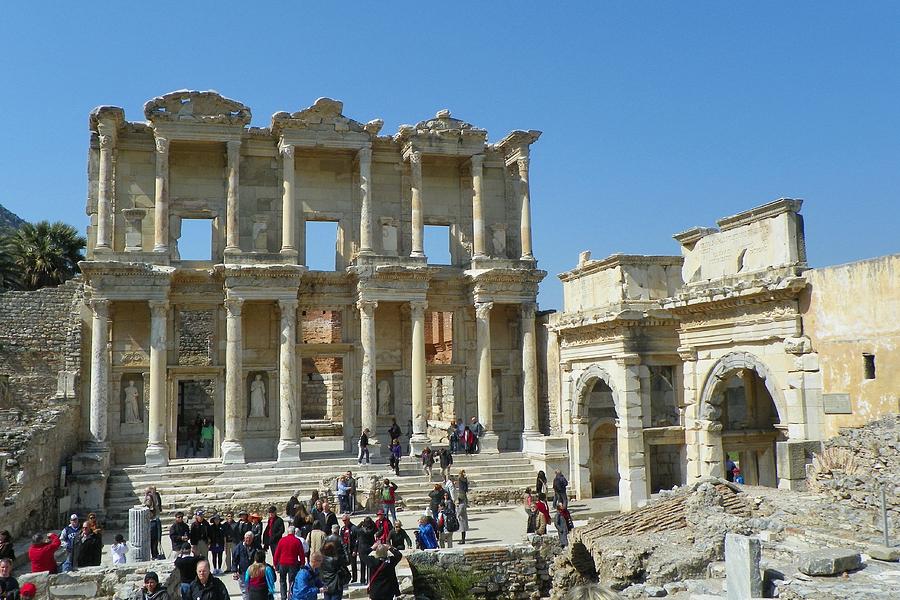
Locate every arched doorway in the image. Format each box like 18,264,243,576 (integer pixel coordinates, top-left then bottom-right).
700,353,786,487
584,377,619,496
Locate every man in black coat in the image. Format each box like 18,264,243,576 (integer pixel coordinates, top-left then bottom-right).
339,514,359,584
262,505,285,558
169,512,190,554
187,559,229,600
72,523,103,568
363,543,402,600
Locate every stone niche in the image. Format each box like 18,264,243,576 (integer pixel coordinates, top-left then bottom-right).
247,371,271,419
491,222,507,258
381,217,399,256
122,208,145,251
377,372,395,417
119,374,145,425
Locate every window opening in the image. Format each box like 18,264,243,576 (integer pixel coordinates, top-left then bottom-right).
306,220,340,271
424,225,452,265
178,218,214,261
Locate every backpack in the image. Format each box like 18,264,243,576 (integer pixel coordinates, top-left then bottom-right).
382,487,392,501
443,509,459,533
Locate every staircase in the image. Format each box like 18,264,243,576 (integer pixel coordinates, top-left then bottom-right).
104,452,536,529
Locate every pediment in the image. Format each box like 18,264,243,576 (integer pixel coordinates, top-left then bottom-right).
143,90,251,126
271,97,383,136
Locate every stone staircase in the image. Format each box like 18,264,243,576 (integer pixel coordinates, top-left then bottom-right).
104,452,536,529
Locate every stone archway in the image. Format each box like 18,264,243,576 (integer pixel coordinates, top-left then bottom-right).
569,364,629,504
696,352,786,487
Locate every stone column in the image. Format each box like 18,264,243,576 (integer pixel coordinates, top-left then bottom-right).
153,136,169,253
128,506,151,562
470,154,486,259
517,157,534,261
616,360,648,512
277,298,301,463
95,121,117,251
222,296,245,464
475,301,499,453
88,298,110,449
409,151,424,258
358,300,379,454
358,146,374,256
145,300,169,467
521,302,540,440
225,140,241,253
409,301,431,454
279,141,297,259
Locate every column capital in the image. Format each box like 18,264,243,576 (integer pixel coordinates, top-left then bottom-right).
89,298,110,318
475,301,493,319
278,297,299,311
409,150,422,166
357,145,373,163
224,296,244,317
470,153,485,169
520,301,537,319
154,136,169,155
148,300,169,317
516,156,530,177
278,140,294,159
227,139,242,152
357,299,378,315
409,300,428,317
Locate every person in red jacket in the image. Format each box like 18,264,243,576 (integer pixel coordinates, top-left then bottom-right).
272,525,304,600
29,532,61,573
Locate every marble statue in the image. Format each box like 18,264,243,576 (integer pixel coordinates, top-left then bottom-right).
123,380,142,423
377,379,392,415
249,374,267,417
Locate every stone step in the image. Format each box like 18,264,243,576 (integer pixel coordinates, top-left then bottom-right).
105,466,536,492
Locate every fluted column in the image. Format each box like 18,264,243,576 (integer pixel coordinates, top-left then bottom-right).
409,151,424,258
222,296,245,464
470,154,486,259
95,121,117,251
358,300,378,446
358,146,374,256
277,298,301,462
475,301,499,452
521,302,539,439
145,300,169,466
279,141,297,260
409,301,431,454
225,140,241,253
517,157,534,260
88,298,110,449
153,136,170,253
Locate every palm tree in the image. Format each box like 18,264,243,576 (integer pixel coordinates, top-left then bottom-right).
8,221,86,290
0,232,20,290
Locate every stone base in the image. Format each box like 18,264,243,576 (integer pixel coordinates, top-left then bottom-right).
479,433,500,454
522,435,570,479
367,441,382,459
70,447,111,513
144,443,169,467
409,435,432,457
277,440,302,463
220,441,246,464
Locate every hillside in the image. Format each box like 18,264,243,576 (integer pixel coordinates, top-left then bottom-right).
0,203,26,233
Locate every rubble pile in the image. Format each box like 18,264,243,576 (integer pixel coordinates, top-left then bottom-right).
550,480,757,596
808,413,900,538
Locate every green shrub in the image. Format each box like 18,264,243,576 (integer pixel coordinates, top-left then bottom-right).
412,563,480,600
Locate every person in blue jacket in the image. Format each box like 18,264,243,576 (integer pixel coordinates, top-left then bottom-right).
417,516,438,550
291,551,325,600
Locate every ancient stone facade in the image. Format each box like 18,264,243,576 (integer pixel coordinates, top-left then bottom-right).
79,90,544,480
549,199,899,511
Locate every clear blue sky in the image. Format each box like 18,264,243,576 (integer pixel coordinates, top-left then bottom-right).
2,2,898,309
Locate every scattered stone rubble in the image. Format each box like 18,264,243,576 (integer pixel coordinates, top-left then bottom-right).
550,474,900,600
807,413,900,540
17,561,178,600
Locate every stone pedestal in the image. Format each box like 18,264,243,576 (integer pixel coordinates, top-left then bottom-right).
129,506,152,562
70,449,110,514
725,533,762,600
479,432,500,454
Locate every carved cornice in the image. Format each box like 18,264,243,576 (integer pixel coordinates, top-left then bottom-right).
663,275,807,315
558,253,683,283
271,97,381,138
396,109,487,144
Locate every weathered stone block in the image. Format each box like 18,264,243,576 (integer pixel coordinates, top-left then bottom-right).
798,548,861,576
725,533,762,600
867,545,900,562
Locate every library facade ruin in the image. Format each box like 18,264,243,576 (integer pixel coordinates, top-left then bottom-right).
80,90,544,475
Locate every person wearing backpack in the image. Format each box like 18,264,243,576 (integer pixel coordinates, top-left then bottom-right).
380,479,398,522
436,503,458,548
373,510,393,545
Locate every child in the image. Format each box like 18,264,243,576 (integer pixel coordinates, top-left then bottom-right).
733,467,745,484
111,533,128,565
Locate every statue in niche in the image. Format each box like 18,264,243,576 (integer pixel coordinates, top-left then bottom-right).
493,376,502,413
253,218,268,251
377,379,393,416
249,374,267,418
122,379,142,423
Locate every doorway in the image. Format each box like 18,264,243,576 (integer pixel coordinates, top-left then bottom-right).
177,379,216,458
590,422,619,496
